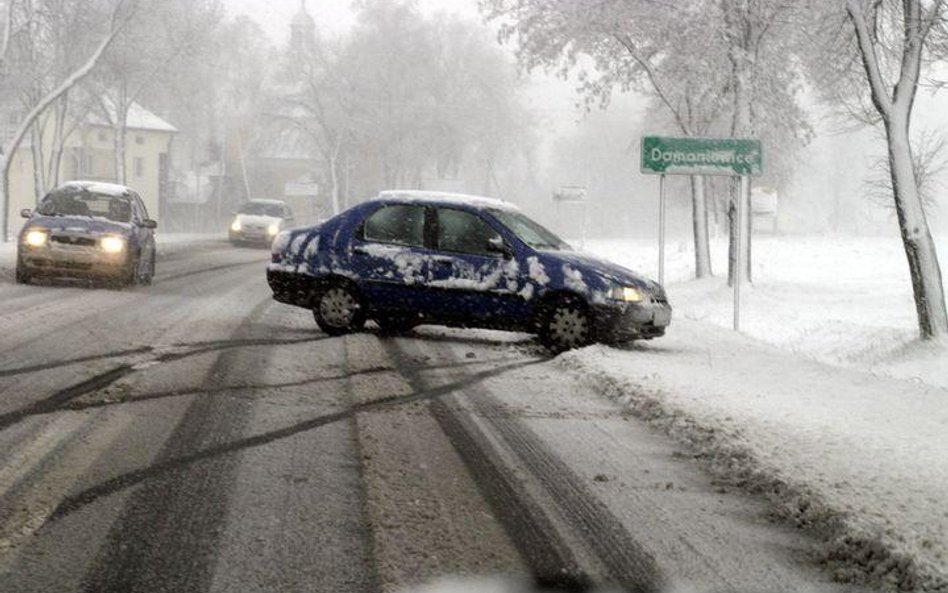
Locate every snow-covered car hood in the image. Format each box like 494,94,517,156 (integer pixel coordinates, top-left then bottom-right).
539,249,660,293
26,215,134,235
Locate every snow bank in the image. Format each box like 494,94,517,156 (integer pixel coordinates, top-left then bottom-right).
563,234,948,590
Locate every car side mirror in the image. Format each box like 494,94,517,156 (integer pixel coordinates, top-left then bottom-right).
20,209,32,219
141,219,158,229
487,236,512,259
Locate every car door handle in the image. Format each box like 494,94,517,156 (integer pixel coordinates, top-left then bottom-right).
352,246,369,256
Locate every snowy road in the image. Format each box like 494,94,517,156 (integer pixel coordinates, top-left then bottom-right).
0,239,872,592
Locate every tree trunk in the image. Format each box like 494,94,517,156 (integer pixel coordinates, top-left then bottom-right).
724,1,754,287
690,175,712,278
30,123,47,202
886,116,948,339
48,95,69,188
846,0,948,340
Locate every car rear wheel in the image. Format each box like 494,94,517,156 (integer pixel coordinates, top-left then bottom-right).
313,281,366,335
538,296,592,352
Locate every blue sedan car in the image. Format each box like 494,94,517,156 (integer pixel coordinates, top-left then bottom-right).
267,191,671,350
16,181,158,286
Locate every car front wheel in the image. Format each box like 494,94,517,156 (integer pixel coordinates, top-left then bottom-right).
313,281,366,336
538,297,593,352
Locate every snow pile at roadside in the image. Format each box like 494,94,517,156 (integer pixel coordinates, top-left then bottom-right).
582,234,948,387
563,234,948,589
558,323,948,589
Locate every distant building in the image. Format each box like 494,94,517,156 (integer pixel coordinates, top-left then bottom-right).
5,100,176,235
290,0,316,53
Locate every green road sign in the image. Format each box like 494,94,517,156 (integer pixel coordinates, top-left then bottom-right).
641,136,762,176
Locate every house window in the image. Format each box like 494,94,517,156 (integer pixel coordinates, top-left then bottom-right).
135,135,145,145
134,157,144,177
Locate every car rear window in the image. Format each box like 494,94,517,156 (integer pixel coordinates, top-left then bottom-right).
362,204,426,247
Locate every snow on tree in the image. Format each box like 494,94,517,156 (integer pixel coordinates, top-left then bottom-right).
843,0,948,340
479,0,810,283
0,0,135,243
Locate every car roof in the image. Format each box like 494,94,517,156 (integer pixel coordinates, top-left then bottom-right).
375,190,520,212
55,180,134,197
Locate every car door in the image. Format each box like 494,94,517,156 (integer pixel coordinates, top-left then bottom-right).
348,203,438,316
428,207,530,326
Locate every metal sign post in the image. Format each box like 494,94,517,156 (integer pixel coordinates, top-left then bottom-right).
658,174,666,286
640,136,762,331
734,176,745,331
552,186,588,248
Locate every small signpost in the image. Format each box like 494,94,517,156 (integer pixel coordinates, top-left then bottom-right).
640,136,763,331
553,185,588,248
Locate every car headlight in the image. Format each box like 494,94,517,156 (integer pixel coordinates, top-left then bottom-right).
267,223,280,236
609,286,644,303
100,235,126,254
230,219,242,232
24,229,48,247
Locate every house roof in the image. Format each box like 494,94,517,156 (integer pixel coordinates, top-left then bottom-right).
87,99,178,133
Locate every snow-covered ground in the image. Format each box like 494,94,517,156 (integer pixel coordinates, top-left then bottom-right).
565,233,948,589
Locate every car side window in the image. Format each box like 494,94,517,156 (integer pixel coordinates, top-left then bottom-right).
362,204,426,248
436,208,501,256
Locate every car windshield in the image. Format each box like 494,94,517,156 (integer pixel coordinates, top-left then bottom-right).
489,209,572,251
36,190,132,222
239,202,284,217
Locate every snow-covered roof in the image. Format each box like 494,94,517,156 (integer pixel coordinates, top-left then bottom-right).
55,180,134,196
87,100,178,133
376,190,520,212
245,198,287,205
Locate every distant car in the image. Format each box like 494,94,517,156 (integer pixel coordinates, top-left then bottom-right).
16,181,157,286
267,191,671,351
229,199,294,246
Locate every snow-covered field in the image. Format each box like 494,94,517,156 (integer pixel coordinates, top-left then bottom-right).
567,233,948,589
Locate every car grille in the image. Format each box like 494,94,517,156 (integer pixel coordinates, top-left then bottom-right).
33,259,93,270
51,235,97,247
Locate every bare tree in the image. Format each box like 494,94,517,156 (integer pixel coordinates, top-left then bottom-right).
1,0,135,242
846,0,948,339
480,0,809,282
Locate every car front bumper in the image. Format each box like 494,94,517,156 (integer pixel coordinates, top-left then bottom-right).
229,228,276,245
591,300,672,342
18,246,131,280
267,267,316,307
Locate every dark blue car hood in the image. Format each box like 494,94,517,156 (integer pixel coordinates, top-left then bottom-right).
26,215,134,235
538,249,660,292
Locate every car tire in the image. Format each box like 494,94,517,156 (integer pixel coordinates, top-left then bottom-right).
122,253,140,287
313,280,366,336
375,316,417,335
139,250,155,286
538,296,593,352
15,260,31,285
